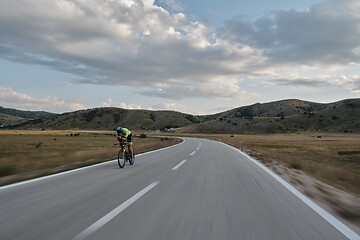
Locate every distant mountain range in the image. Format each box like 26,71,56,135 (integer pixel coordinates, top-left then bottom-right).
3,99,360,133
194,99,360,134
0,106,57,127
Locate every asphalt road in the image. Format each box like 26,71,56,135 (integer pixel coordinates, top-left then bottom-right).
0,138,359,240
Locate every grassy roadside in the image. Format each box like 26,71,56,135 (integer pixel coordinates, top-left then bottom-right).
0,130,181,186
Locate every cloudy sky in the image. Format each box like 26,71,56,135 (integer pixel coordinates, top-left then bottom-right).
0,0,359,114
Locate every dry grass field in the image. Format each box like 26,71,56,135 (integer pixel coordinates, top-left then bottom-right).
0,130,180,186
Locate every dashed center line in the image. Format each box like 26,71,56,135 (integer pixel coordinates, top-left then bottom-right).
172,160,187,171
74,181,160,240
190,151,196,156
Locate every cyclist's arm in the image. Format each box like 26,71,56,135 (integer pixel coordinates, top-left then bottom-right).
117,134,127,142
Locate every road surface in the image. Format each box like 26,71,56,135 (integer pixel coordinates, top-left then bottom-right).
0,138,359,240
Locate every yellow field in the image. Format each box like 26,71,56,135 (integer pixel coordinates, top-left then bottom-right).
0,130,180,186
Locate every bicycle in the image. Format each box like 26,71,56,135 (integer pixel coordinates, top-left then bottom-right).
117,141,135,168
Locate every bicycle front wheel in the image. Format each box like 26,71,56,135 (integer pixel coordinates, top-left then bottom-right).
117,150,125,168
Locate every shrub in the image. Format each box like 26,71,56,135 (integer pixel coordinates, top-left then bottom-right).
289,162,303,170
139,133,147,138
0,163,16,177
337,151,360,155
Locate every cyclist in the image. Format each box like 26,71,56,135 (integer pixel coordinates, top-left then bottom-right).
116,127,134,164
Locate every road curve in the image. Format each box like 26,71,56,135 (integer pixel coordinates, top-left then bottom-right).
0,137,358,240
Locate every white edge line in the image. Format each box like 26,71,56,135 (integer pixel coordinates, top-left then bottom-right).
0,138,185,191
73,181,160,240
220,141,359,240
172,160,187,171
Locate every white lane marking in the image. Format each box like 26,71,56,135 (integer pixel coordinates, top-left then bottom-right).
190,151,196,156
0,138,185,191
172,160,187,171
73,181,160,240
221,142,360,240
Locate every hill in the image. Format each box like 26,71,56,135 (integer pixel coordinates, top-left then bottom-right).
7,99,360,133
193,99,360,133
0,106,56,119
0,106,57,127
10,107,200,131
0,113,28,127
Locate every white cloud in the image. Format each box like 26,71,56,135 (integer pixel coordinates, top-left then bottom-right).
327,75,360,92
140,76,257,100
219,0,360,66
0,0,359,103
151,103,188,112
101,98,143,109
260,73,360,92
102,99,193,112
156,0,185,12
0,0,263,100
0,86,85,112
102,98,113,107
118,102,142,109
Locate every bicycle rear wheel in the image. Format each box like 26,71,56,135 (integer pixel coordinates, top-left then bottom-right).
117,149,125,168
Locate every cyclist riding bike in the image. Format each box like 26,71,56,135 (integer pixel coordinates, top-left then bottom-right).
116,127,135,164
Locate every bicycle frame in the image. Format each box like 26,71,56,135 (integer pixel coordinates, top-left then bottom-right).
119,142,130,157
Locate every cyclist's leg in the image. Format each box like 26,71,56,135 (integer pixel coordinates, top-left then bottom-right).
128,144,134,158
127,134,134,158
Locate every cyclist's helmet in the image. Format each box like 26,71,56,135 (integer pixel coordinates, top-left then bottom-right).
116,127,122,132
